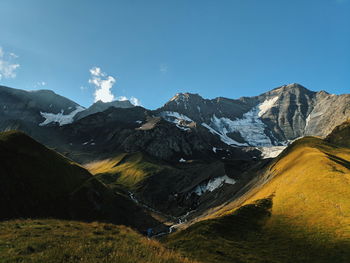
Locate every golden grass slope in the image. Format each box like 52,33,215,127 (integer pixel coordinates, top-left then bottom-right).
0,219,200,263
84,152,164,190
233,137,350,242
165,137,350,263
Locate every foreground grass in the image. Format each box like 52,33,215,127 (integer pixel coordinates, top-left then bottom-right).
0,219,199,263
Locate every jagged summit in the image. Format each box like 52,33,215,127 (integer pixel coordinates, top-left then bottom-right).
74,99,134,121
269,83,312,93
169,92,204,102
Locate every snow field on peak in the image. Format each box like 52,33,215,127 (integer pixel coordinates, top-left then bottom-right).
39,106,85,126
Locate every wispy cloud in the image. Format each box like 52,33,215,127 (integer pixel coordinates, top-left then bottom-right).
116,95,141,106
116,96,128,101
160,63,168,74
0,47,20,80
89,66,116,103
33,81,47,89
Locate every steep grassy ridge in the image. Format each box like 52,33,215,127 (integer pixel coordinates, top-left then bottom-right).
164,137,350,263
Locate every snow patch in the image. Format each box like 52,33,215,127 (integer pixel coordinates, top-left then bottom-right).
259,146,286,159
39,106,85,126
160,111,193,131
212,147,217,153
160,111,193,122
179,158,186,163
194,175,236,196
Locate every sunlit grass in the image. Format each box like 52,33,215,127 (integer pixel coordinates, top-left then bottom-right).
84,152,164,190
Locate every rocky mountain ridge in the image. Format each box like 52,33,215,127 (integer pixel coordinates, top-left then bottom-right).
0,83,349,162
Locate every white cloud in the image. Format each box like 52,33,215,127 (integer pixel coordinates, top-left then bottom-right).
88,66,141,106
37,81,46,86
130,96,141,106
160,63,168,73
90,67,104,77
0,47,20,80
89,66,116,102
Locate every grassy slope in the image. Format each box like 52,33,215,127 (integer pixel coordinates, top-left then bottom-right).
85,152,164,190
164,137,350,263
0,219,199,263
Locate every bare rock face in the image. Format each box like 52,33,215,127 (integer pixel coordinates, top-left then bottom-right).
304,92,350,137
325,119,350,148
257,83,315,141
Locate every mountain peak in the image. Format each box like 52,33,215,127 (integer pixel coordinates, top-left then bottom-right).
269,83,313,95
93,99,134,107
170,92,203,102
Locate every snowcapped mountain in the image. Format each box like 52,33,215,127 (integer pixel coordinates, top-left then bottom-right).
155,83,350,149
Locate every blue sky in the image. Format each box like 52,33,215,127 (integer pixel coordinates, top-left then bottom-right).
0,0,349,109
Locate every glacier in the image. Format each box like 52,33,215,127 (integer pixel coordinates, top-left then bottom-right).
203,97,279,147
